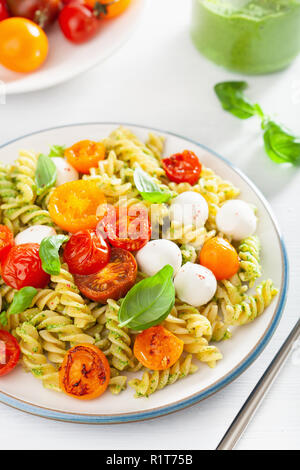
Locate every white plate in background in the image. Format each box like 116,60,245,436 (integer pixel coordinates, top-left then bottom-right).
0,0,145,95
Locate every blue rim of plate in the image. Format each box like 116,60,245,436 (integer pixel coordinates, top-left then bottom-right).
0,122,289,424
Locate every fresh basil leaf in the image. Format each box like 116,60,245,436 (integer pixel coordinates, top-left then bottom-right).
48,145,65,158
262,120,300,165
0,286,38,326
118,264,175,330
8,287,38,315
35,154,57,196
214,81,261,120
39,235,69,276
134,167,173,203
0,311,8,327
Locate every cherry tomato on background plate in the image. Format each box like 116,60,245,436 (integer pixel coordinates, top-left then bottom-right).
0,0,9,21
134,325,184,371
162,150,202,185
199,236,240,281
0,17,48,73
85,0,131,19
0,225,14,261
59,2,101,44
59,343,110,400
48,180,106,233
74,247,137,303
99,204,151,252
65,140,105,174
0,330,21,377
63,229,110,275
6,0,61,28
1,243,50,290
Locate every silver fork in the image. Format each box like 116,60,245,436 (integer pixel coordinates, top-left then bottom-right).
217,318,300,450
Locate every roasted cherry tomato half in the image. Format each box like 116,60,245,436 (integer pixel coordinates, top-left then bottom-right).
99,204,151,252
1,243,50,290
59,343,110,400
85,0,131,19
6,0,61,28
74,247,137,303
0,330,20,377
162,150,202,185
134,325,184,371
65,140,105,174
0,17,48,73
59,3,101,44
200,237,239,281
0,225,14,261
63,229,110,275
0,0,9,21
48,180,106,233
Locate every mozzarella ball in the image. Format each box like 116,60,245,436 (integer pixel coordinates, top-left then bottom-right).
170,191,208,228
216,200,257,240
15,225,56,246
136,239,182,277
52,157,79,187
174,262,217,307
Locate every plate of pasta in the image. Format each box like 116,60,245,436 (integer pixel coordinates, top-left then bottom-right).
0,123,288,423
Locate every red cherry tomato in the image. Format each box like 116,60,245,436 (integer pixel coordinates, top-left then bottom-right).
74,247,137,303
1,243,50,290
6,0,61,28
59,3,101,44
0,330,20,377
162,150,202,185
0,225,14,261
63,229,110,275
199,237,239,281
99,204,151,252
0,0,9,21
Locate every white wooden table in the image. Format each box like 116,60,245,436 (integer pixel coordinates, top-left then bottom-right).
0,0,299,451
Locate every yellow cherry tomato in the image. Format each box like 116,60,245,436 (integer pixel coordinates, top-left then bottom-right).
0,18,48,73
200,237,240,281
86,0,132,19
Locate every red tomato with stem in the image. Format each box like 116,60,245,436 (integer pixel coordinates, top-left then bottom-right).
0,225,14,261
1,243,50,290
0,330,20,377
63,229,110,275
99,204,151,252
0,1,9,21
162,150,202,185
59,2,101,44
6,0,61,28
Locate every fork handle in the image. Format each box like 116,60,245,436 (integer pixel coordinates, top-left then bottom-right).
216,318,300,450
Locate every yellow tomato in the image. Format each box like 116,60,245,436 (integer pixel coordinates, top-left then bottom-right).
86,0,132,19
0,18,48,73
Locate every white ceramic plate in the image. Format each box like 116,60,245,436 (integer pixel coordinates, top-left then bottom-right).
1,0,145,95
0,123,288,424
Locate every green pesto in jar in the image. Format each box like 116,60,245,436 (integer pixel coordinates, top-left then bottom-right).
191,0,300,74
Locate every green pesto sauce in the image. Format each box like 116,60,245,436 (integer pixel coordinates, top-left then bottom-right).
191,0,300,74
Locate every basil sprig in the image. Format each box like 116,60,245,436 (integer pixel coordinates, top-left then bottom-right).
48,145,65,158
118,264,175,330
214,81,300,165
134,167,173,203
214,81,262,120
39,235,69,276
0,287,37,326
35,154,57,195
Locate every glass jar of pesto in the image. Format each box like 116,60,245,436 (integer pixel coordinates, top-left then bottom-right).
190,0,300,74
